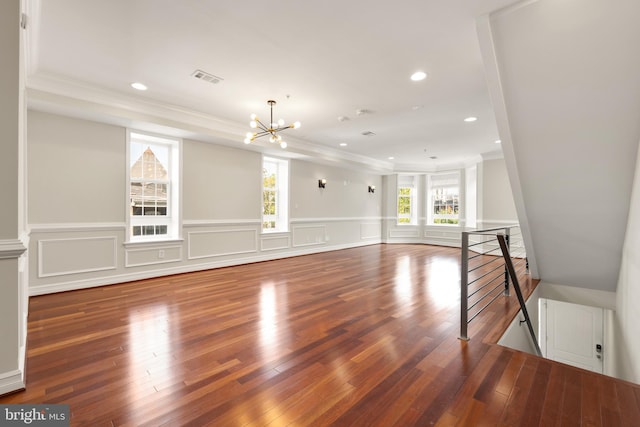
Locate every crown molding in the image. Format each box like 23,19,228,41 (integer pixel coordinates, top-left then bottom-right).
26,73,394,174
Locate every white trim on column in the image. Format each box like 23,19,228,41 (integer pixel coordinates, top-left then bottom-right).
0,239,27,259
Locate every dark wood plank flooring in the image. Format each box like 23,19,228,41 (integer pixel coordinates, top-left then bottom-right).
2,244,639,426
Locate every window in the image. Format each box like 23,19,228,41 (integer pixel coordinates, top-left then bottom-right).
428,172,460,225
127,131,180,241
397,175,417,225
262,157,288,232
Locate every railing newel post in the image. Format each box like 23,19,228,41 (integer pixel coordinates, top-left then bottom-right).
459,231,469,341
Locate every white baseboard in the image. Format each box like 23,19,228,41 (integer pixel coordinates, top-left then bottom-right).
0,369,25,396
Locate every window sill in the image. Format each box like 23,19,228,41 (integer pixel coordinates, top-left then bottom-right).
261,229,290,235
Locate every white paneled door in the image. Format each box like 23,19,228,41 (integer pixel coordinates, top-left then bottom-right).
539,298,604,374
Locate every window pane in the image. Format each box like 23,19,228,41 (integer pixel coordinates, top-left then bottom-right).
430,177,460,225
263,221,276,229
129,133,179,241
398,187,412,218
262,157,288,232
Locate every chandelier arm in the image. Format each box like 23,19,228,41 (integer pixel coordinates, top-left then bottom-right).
253,130,273,138
253,118,270,132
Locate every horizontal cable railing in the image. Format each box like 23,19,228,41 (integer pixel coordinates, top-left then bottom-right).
460,225,533,345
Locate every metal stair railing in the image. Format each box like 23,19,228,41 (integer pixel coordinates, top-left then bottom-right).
459,226,539,355
496,233,541,356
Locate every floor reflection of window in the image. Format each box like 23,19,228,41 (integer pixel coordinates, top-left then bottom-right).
128,304,172,400
426,257,459,308
258,281,290,362
259,282,278,361
394,256,413,303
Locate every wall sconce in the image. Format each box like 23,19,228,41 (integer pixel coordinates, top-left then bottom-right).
318,178,327,188
368,185,376,193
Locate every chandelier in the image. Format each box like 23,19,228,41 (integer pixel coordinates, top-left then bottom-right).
244,100,301,149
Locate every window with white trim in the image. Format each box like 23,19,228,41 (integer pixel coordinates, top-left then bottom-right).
428,172,460,225
262,157,289,232
127,131,181,241
397,175,417,225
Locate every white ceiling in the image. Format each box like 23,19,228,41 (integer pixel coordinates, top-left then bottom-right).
25,0,520,172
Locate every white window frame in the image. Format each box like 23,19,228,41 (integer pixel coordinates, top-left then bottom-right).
427,171,461,226
126,130,182,242
397,175,417,225
262,156,289,233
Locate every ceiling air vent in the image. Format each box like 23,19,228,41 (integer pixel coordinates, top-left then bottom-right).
191,69,224,84
361,131,376,136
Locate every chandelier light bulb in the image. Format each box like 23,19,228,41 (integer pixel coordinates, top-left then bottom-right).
243,138,251,144
278,118,285,127
269,135,276,143
250,113,257,120
245,132,254,138
280,141,287,149
293,121,301,129
250,121,257,128
277,135,282,142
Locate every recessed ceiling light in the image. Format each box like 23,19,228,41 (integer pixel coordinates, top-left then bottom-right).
339,143,347,147
388,156,395,160
464,117,477,122
131,82,147,91
410,71,427,81
412,105,423,111
495,139,502,144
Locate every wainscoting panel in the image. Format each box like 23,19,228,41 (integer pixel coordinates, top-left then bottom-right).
424,229,461,240
125,245,183,268
38,236,117,277
360,222,382,240
292,225,327,247
188,229,258,260
261,234,291,251
389,228,420,238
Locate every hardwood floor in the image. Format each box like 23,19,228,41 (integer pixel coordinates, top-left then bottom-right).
2,244,639,426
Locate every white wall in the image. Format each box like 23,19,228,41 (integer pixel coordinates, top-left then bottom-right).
615,139,640,384
26,111,383,295
183,140,261,221
28,112,126,224
479,158,517,227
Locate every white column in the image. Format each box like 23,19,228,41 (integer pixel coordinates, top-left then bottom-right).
0,0,28,395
